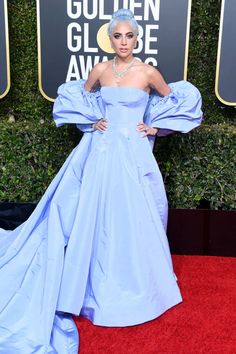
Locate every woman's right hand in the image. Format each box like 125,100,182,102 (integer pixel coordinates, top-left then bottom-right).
93,118,108,132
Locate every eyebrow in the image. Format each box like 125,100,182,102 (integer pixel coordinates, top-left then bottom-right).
113,31,134,35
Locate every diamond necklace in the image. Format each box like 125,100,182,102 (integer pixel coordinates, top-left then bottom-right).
112,56,136,78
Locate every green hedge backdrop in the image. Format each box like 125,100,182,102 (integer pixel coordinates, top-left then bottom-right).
0,0,235,209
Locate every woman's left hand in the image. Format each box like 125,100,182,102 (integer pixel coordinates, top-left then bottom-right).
136,122,159,137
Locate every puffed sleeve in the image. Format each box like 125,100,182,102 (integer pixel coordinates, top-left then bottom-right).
144,80,203,137
53,79,105,132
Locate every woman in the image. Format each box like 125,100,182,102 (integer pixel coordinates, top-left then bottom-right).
0,9,202,354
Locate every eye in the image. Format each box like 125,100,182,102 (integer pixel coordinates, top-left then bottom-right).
127,33,134,39
113,34,121,39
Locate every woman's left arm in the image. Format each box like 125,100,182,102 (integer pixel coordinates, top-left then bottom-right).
137,66,171,137
147,65,171,96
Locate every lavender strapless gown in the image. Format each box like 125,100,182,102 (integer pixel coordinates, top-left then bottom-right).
0,81,202,353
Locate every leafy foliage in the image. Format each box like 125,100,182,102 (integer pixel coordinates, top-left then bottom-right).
188,0,236,124
0,121,81,201
0,0,235,209
154,124,236,210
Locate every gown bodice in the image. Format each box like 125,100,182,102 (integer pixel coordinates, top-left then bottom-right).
101,86,149,123
99,87,150,143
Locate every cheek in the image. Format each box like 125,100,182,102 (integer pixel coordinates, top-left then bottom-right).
130,39,137,47
110,40,118,48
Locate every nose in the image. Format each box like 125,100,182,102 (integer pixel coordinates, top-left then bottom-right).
121,36,127,46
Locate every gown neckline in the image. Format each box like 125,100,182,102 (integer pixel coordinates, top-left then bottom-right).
100,86,149,95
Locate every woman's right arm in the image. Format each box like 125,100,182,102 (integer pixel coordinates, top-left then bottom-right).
84,63,108,132
84,62,104,92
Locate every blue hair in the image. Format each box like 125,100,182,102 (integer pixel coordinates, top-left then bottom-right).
107,9,139,36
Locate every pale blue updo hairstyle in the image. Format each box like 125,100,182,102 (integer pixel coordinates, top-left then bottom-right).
107,9,139,36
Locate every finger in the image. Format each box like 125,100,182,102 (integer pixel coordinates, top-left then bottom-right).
99,123,108,131
99,123,107,129
101,118,108,124
98,120,107,126
97,127,106,132
100,124,108,130
97,119,107,127
136,125,146,131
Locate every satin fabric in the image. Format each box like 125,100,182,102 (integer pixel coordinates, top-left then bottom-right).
0,81,202,352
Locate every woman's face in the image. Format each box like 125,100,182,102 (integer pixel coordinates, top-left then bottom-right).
110,21,137,58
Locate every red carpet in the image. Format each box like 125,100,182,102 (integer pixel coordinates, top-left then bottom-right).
74,255,236,353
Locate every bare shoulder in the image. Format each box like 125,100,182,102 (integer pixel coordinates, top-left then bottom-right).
133,61,162,78
133,60,147,70
137,62,170,95
85,61,111,90
92,61,110,75
141,62,162,77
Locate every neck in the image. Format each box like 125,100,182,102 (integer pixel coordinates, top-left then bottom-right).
115,55,134,65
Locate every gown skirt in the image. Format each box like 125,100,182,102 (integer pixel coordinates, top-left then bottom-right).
0,81,202,353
